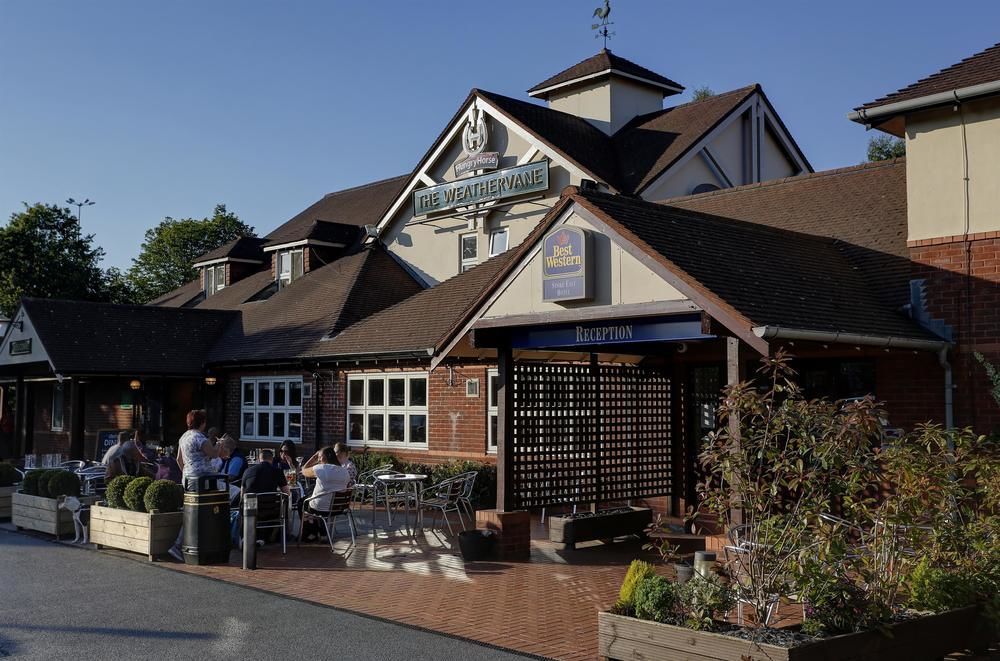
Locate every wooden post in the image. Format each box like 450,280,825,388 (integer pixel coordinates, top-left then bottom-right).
13,376,25,457
69,378,84,459
726,336,742,526
496,342,515,513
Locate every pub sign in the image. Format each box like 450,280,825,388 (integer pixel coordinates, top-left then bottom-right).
542,226,592,302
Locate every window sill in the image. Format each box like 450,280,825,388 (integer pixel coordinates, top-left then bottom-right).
346,440,429,451
241,437,302,444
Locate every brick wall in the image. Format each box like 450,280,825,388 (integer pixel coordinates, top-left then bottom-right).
911,236,1000,432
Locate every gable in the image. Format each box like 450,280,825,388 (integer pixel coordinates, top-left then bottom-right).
0,308,52,371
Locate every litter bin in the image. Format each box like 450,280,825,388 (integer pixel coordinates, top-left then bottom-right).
182,474,232,565
458,529,496,561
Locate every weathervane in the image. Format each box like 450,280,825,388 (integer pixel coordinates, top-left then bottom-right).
591,0,614,48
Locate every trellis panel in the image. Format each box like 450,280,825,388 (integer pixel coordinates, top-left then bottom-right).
511,362,672,509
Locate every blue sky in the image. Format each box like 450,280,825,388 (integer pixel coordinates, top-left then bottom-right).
1,1,998,269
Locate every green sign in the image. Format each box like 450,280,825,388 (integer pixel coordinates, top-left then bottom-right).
413,161,549,215
9,339,31,356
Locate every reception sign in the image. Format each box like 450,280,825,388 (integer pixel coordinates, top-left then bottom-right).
413,161,549,215
542,226,592,302
510,314,712,349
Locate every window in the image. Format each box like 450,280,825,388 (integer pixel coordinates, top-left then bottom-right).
489,228,509,257
51,384,65,431
241,377,303,441
204,264,226,296
460,233,478,272
487,369,498,453
347,373,428,448
277,249,305,288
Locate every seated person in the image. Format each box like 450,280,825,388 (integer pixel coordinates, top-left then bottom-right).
133,430,157,464
232,449,288,546
105,441,145,480
333,442,357,486
217,435,247,484
101,431,130,466
273,440,298,471
300,447,351,540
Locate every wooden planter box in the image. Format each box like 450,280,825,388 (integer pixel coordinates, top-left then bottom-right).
90,504,183,562
549,507,652,550
12,492,97,538
0,485,16,519
599,607,993,661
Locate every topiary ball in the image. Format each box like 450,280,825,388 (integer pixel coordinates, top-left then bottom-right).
105,475,136,509
47,470,81,499
21,470,40,496
123,476,154,512
0,462,21,488
143,480,183,513
35,470,57,498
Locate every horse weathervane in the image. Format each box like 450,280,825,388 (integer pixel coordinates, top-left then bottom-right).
591,0,614,48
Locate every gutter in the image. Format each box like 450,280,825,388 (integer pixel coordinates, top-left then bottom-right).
848,80,1000,123
751,326,951,352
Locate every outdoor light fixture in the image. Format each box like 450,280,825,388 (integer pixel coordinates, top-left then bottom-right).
129,379,141,391
205,376,218,386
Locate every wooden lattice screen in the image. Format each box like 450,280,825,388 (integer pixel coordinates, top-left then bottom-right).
511,362,672,509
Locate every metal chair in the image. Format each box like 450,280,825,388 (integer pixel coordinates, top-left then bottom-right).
244,491,288,554
456,471,478,519
352,463,394,506
60,460,88,472
419,475,467,535
301,489,357,550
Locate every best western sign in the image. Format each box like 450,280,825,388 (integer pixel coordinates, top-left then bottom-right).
542,226,592,302
413,161,549,216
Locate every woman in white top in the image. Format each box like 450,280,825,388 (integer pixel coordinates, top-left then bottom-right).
301,447,350,512
169,410,220,561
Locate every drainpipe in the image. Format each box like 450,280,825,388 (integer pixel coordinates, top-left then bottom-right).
938,346,954,431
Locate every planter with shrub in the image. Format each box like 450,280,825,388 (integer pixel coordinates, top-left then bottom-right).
599,352,999,661
13,468,95,537
90,477,184,561
0,462,20,519
549,506,652,550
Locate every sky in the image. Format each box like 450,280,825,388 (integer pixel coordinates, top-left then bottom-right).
1,1,999,270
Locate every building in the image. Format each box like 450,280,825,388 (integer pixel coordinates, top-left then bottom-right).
1,44,997,518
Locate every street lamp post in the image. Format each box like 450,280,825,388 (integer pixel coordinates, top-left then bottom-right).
65,197,95,222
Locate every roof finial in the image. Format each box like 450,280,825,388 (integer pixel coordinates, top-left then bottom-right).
591,0,614,49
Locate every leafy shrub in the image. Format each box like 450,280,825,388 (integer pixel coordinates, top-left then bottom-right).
20,470,41,496
430,460,497,509
616,559,657,613
144,480,184,513
800,567,887,636
47,470,81,499
35,470,57,498
352,450,399,476
907,558,979,613
105,475,136,509
0,462,20,487
633,575,679,623
678,574,734,631
123,477,154,512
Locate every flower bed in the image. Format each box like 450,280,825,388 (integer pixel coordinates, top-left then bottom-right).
548,506,652,550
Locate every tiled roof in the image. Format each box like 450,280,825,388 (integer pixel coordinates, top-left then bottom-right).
148,279,203,308
207,246,423,364
574,189,934,342
264,220,361,249
196,270,276,311
665,159,910,313
528,49,683,96
857,42,1000,112
613,85,758,193
265,175,408,246
20,298,236,375
192,236,267,265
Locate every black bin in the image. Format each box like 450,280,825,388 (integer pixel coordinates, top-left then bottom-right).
458,529,496,561
182,474,232,565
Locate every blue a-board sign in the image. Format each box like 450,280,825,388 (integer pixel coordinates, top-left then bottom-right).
510,314,713,350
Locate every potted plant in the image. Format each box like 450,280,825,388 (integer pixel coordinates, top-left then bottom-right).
12,468,94,537
90,477,184,561
548,506,653,550
644,515,693,584
0,462,19,519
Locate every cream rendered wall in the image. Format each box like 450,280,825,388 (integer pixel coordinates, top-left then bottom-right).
383,116,577,286
641,152,721,200
481,212,688,319
0,310,52,368
609,79,666,133
906,97,1000,241
760,126,796,182
547,78,664,135
548,83,612,133
710,115,748,185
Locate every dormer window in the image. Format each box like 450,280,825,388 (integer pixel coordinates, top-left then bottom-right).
204,264,226,296
278,248,304,288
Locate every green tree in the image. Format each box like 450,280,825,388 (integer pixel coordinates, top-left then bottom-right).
867,134,906,162
127,204,255,303
692,86,715,101
0,203,112,316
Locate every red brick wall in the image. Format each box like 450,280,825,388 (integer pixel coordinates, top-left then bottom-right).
875,351,946,430
911,236,1000,432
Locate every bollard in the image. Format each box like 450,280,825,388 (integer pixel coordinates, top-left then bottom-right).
242,493,257,570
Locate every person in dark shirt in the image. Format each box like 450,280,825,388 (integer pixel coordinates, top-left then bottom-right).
233,449,287,546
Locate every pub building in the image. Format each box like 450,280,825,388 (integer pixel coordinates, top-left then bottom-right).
2,44,1000,523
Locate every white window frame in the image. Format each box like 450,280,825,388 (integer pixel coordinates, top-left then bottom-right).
487,369,498,453
204,264,226,296
277,248,305,287
51,383,65,432
346,373,429,449
459,233,478,273
240,376,304,442
489,228,509,257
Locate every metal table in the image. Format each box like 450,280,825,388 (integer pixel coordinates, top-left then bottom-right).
372,473,426,538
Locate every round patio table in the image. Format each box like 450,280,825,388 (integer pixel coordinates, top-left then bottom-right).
372,473,426,538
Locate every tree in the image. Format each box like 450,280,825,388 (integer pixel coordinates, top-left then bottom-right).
0,203,114,317
867,134,906,162
127,204,255,303
692,86,715,101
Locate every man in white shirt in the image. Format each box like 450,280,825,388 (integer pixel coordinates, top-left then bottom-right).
301,446,350,512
